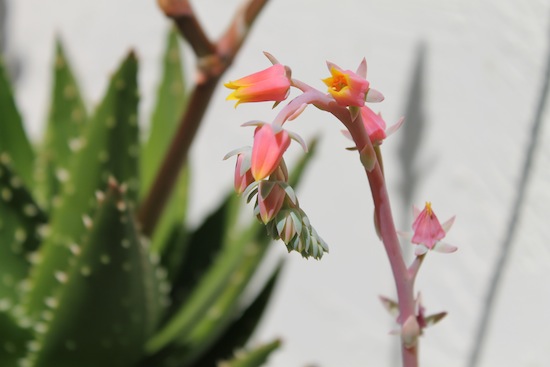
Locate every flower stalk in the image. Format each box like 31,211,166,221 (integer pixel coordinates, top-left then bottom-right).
224,56,457,366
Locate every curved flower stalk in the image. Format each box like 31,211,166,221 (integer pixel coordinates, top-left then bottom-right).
224,53,457,366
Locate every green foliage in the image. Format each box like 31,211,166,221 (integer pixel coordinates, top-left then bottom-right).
0,28,319,366
0,58,35,187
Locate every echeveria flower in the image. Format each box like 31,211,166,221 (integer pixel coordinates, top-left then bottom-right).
225,64,291,106
411,202,457,255
322,63,369,107
250,124,291,181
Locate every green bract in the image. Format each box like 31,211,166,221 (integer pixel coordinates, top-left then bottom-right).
0,29,315,367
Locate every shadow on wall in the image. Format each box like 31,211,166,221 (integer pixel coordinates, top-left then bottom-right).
467,9,550,367
395,29,549,366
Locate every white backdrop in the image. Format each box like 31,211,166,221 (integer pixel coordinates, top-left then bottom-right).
5,0,550,366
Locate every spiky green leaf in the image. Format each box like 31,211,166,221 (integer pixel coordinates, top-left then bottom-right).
0,158,47,306
27,180,165,367
218,339,281,367
141,28,188,257
23,51,140,319
186,263,283,367
145,194,242,354
0,310,33,365
35,39,88,209
0,57,35,187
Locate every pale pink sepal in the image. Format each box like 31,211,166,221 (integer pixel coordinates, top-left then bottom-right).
234,152,254,195
414,245,429,256
263,51,280,65
441,215,456,233
433,242,458,254
366,88,385,102
356,58,367,79
401,315,421,349
386,117,405,138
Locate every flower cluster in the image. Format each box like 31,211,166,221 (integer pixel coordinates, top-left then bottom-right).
223,54,392,258
224,53,457,361
224,122,327,259
224,53,455,262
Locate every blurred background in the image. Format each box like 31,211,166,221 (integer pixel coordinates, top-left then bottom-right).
2,0,549,366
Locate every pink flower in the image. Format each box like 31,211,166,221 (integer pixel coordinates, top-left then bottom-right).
233,152,254,195
251,124,291,181
411,202,457,254
225,64,291,106
361,105,387,143
257,181,286,224
340,106,403,146
411,202,446,250
322,60,370,107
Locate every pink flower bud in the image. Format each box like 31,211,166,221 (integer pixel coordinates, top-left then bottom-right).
225,64,291,106
257,181,286,224
401,316,421,349
251,124,291,181
234,152,254,195
322,63,370,107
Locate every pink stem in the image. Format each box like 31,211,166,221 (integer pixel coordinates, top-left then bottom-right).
347,113,419,367
290,83,419,366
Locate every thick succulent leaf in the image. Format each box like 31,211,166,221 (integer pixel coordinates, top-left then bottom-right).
23,52,140,320
164,193,238,308
145,194,242,354
35,39,88,209
0,158,47,307
172,229,276,365
141,28,188,256
143,223,276,366
195,263,283,365
185,263,284,367
141,27,186,195
25,180,165,367
0,57,35,188
0,310,33,365
145,137,318,357
218,339,281,367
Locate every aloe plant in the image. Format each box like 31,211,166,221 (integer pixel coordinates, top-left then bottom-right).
0,29,316,367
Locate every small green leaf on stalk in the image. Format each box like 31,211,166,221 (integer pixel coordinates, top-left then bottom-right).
359,143,376,172
0,57,35,188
